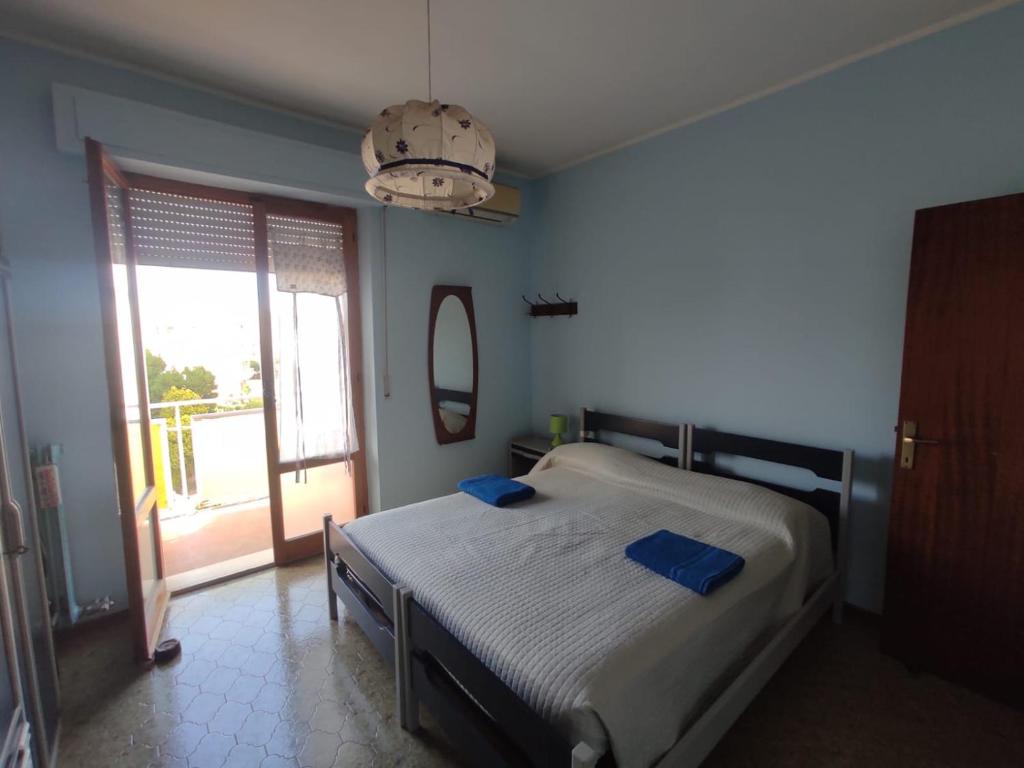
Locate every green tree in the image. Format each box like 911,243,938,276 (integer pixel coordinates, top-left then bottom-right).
145,350,217,403
146,350,184,403
182,366,217,399
145,349,166,384
144,351,220,495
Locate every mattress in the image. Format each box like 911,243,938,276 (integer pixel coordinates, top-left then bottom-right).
344,442,832,767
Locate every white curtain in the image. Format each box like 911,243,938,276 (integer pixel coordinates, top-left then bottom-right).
269,223,357,468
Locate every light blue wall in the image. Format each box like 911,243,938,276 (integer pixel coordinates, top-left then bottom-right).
527,4,1024,612
359,206,532,511
6,2,1022,615
0,38,531,608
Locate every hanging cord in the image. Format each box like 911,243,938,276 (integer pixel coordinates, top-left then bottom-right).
381,207,391,398
336,296,353,475
426,0,433,102
291,293,307,483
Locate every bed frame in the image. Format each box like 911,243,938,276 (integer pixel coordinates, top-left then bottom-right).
325,408,852,767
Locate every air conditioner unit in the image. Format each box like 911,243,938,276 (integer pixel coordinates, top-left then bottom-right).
447,183,520,224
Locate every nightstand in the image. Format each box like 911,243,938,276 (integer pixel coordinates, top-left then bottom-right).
507,435,556,477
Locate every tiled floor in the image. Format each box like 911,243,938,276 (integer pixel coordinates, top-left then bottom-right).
56,560,458,768
160,501,273,576
57,560,1024,768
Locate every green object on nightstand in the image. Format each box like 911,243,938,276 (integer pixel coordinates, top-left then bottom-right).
549,414,568,447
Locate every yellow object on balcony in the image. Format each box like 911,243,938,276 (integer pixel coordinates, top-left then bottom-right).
151,422,169,509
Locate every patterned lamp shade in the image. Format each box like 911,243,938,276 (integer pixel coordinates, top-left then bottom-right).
362,100,496,211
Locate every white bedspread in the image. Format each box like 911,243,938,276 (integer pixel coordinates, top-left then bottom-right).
344,443,832,767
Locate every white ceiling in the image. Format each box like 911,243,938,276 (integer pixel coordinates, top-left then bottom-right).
0,0,1011,176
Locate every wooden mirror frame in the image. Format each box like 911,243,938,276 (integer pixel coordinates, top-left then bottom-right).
428,285,479,445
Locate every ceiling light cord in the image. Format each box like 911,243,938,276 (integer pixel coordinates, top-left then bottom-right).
426,0,432,102
381,206,391,399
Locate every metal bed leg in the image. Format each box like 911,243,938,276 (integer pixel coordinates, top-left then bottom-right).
323,515,337,622
571,742,599,768
393,585,420,732
832,450,854,625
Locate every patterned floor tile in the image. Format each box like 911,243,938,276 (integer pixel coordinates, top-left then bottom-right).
56,560,458,768
55,554,1023,767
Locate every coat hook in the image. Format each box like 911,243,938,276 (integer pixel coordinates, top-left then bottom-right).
524,290,578,319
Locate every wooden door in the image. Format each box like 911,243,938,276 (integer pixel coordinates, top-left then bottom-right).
86,139,170,662
254,199,368,564
883,192,1024,705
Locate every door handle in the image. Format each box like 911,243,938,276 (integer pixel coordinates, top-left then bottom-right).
1,498,28,556
899,420,940,469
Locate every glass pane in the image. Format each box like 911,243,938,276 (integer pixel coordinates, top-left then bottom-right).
137,505,158,600
134,264,273,579
271,291,356,463
112,259,150,506
267,214,356,475
266,213,358,542
281,462,356,539
125,419,147,503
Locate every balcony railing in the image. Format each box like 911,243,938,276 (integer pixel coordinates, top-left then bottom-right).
147,397,266,512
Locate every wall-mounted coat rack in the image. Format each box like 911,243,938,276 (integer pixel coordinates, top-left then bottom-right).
522,292,577,318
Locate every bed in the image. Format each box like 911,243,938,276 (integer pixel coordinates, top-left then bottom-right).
324,409,852,767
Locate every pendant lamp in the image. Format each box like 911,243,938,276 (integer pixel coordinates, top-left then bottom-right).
362,1,496,210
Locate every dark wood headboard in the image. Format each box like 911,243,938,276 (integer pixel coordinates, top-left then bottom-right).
687,426,853,553
579,407,684,467
577,408,852,556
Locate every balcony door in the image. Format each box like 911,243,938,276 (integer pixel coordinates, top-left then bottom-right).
255,198,367,563
86,139,169,661
87,142,366,637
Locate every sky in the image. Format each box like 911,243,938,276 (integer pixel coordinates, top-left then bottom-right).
120,265,344,407
125,265,262,402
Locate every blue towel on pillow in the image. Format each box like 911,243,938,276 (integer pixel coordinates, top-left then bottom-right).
457,474,535,507
625,529,745,595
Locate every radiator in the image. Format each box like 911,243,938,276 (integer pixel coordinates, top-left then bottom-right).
31,444,82,627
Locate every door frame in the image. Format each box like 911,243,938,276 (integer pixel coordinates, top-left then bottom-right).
86,139,170,662
104,170,368,570
254,196,368,564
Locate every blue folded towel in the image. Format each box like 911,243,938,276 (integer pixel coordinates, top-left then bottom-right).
457,474,535,507
625,529,745,595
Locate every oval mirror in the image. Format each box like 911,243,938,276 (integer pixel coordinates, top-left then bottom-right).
428,285,478,444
